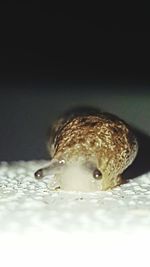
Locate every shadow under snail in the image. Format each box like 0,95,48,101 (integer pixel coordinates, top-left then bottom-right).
34,109,138,192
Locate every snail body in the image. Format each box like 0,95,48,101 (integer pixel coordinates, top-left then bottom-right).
35,109,138,191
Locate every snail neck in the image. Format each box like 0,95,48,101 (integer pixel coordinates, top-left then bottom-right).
54,147,96,165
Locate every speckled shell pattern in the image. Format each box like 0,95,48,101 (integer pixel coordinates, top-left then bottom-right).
47,112,138,185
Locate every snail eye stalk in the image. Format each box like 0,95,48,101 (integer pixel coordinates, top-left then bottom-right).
34,159,65,179
93,169,102,179
35,169,43,179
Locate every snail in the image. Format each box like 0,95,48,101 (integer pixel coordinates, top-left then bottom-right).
34,108,138,192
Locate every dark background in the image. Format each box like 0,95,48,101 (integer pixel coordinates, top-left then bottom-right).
0,2,149,179
1,3,150,83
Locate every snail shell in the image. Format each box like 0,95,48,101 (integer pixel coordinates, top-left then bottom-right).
35,109,138,191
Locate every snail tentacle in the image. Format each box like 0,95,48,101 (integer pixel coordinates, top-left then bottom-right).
34,159,65,179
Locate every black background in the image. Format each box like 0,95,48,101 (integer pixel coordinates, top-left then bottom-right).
0,3,150,168
0,3,150,82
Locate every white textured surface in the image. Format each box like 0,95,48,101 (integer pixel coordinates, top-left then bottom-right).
1,161,150,266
